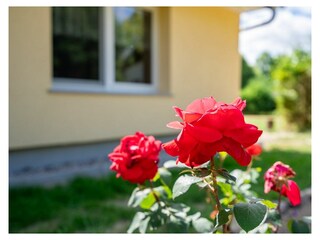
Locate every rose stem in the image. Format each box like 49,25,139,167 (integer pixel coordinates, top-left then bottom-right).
274,192,282,233
149,180,161,203
210,156,221,210
246,160,253,173
210,156,229,233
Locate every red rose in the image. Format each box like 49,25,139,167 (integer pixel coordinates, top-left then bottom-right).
108,132,161,184
162,97,262,167
246,143,262,157
264,161,301,206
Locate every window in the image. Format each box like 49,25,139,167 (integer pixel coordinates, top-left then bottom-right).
51,7,158,94
53,7,100,82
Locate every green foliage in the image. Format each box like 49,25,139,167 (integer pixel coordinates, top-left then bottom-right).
241,57,255,88
241,76,276,114
255,52,276,76
260,199,277,209
233,202,268,232
241,48,310,122
128,212,149,233
192,217,214,233
172,175,202,199
10,126,310,233
212,208,232,230
288,219,311,233
128,187,152,208
272,49,311,131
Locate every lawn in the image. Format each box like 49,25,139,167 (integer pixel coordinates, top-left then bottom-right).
9,115,311,233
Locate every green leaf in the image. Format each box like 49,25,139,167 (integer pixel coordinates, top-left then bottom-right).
140,192,156,210
233,202,268,233
139,216,151,233
172,175,202,199
266,209,282,226
197,181,208,188
140,185,172,209
218,181,233,196
249,168,260,183
192,217,214,233
260,199,277,209
288,219,311,233
127,212,147,233
188,212,201,221
167,214,189,233
152,172,160,182
128,188,151,207
303,216,312,224
168,202,191,214
213,208,232,229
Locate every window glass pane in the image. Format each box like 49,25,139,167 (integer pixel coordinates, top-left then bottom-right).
53,7,100,81
114,7,152,84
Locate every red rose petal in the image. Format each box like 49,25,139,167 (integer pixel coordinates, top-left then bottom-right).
220,137,252,166
231,97,246,111
167,121,183,129
225,124,263,148
162,140,180,156
185,122,222,143
185,97,217,114
199,107,246,132
281,180,301,206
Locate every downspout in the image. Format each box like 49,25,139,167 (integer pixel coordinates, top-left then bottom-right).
240,7,277,31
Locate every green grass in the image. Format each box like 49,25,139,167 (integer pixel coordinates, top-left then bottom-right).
9,115,311,233
223,148,311,200
9,176,136,232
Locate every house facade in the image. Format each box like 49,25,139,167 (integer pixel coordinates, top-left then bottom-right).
9,7,242,151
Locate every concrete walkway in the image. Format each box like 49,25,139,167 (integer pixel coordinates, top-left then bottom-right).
9,135,175,187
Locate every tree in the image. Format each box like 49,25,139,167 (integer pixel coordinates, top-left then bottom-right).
272,49,311,131
255,52,275,76
241,57,255,88
241,75,276,114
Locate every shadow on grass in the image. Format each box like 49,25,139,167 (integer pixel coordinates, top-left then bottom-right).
9,175,135,232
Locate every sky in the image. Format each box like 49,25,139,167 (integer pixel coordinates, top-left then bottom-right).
239,7,311,65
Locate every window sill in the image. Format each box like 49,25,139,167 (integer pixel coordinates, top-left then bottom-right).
49,85,172,97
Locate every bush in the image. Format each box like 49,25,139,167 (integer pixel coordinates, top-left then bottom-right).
272,50,311,131
241,77,276,114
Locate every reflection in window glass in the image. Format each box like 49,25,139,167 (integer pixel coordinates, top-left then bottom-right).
114,7,152,84
53,7,100,81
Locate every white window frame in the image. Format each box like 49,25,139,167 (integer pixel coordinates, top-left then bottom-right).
51,7,159,95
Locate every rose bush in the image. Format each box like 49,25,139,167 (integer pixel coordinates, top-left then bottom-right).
108,131,161,184
162,97,262,167
108,96,309,233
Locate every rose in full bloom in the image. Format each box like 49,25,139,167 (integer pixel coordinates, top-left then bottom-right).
264,161,301,206
108,132,161,184
246,143,262,157
162,97,262,167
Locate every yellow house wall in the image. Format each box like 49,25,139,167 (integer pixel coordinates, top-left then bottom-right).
9,7,240,150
